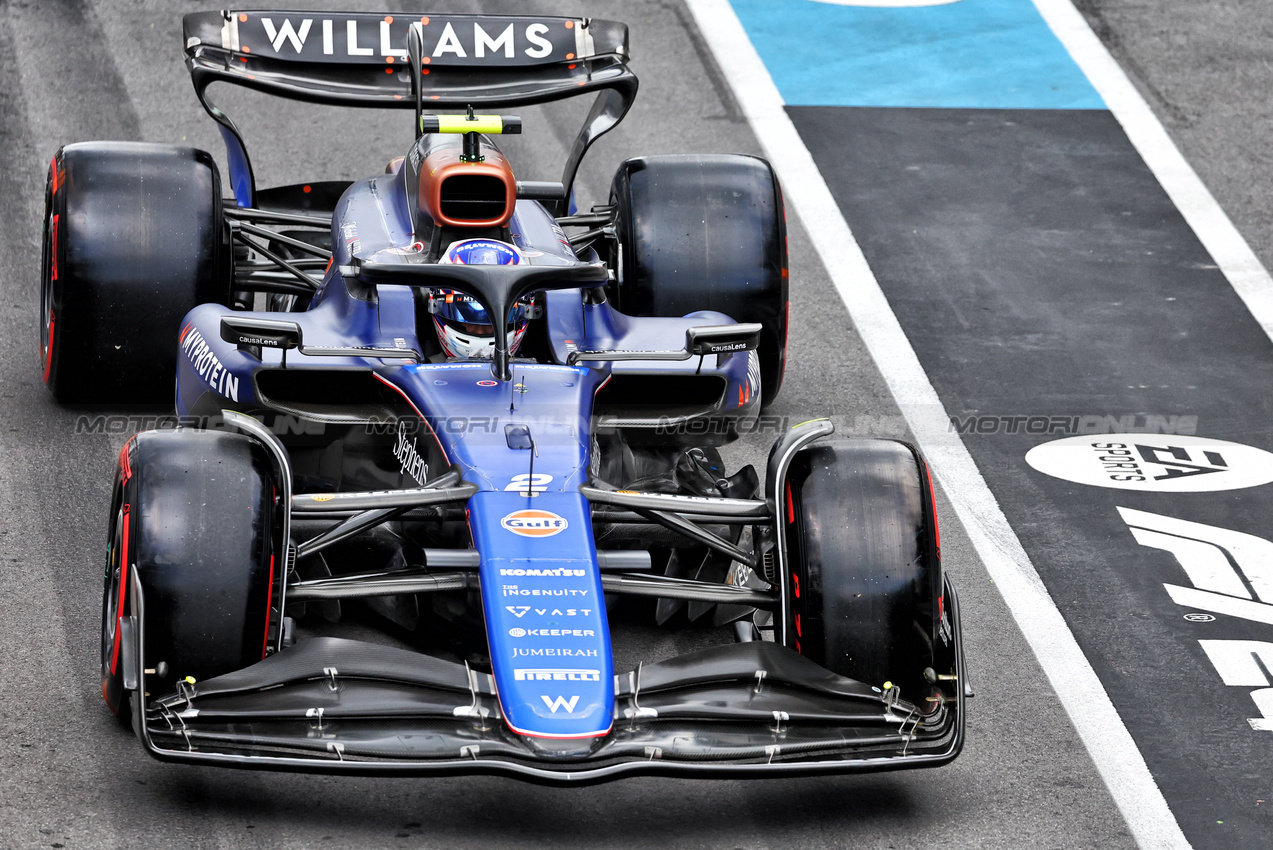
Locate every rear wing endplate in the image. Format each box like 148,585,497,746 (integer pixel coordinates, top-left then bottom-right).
182,11,638,208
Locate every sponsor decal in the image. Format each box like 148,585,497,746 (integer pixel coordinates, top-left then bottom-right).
499,567,584,577
505,606,591,618
239,14,577,64
502,585,589,598
179,325,240,402
1025,434,1273,492
477,380,499,387
508,628,596,638
238,15,578,66
541,695,580,714
549,220,573,251
513,668,601,682
513,647,599,657
310,494,335,502
505,473,553,497
746,349,762,402
501,509,568,537
234,334,274,347
1122,507,1273,731
393,421,429,485
340,222,361,256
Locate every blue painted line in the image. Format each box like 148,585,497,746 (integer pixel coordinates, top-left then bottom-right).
730,0,1104,109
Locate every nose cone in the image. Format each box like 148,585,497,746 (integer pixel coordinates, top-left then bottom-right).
470,490,615,739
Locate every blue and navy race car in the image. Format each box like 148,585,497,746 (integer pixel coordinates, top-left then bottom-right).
41,10,966,780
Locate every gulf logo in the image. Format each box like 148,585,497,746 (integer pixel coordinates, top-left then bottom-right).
501,509,569,538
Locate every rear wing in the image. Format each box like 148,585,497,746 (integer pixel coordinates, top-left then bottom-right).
182,11,638,208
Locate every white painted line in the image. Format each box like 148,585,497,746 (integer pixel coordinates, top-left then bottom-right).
1033,0,1273,343
683,2,1191,847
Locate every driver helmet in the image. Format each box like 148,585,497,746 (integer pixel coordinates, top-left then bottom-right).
430,239,530,359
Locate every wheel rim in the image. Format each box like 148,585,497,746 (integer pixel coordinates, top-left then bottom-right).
101,507,125,680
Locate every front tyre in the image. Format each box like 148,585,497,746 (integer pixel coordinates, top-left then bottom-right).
101,430,279,721
784,439,943,707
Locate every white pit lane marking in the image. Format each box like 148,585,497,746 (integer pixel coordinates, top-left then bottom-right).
686,1,1190,846
1031,0,1273,345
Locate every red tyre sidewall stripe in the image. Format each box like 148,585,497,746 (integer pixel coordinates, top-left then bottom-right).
50,213,58,282
109,505,130,677
43,210,59,384
42,312,55,384
261,553,275,660
923,460,940,554
118,438,134,484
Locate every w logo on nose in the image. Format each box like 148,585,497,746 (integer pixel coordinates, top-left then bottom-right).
541,695,580,714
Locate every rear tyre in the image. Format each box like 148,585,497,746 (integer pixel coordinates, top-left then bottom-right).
101,430,278,720
41,142,229,404
784,439,943,707
609,154,789,404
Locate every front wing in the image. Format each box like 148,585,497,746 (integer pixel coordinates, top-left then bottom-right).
126,573,966,783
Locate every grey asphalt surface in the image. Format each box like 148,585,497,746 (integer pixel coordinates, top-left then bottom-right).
1074,0,1273,279
0,0,1263,847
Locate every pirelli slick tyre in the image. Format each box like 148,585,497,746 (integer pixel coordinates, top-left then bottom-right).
101,430,278,725
783,439,943,708
40,142,229,404
609,154,789,404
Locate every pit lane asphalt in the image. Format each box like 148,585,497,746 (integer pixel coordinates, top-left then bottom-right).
0,0,1257,847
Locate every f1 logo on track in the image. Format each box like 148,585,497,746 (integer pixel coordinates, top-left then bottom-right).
1121,507,1273,731
540,695,579,714
1119,507,1273,624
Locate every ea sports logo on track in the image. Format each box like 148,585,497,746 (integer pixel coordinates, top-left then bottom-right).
1025,434,1273,492
501,509,569,537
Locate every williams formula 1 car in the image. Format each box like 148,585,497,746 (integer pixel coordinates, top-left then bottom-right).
41,10,967,781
